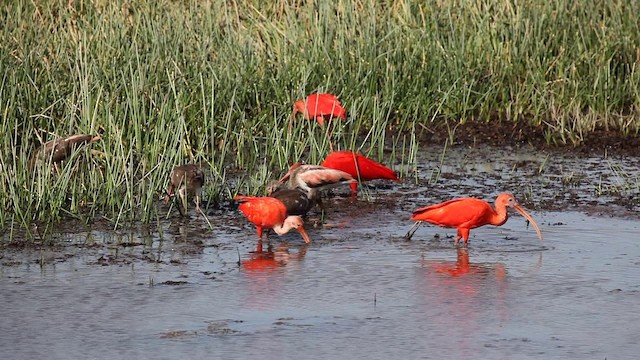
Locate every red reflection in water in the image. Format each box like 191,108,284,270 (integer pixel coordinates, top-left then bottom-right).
241,242,308,309
427,247,506,279
242,242,308,273
418,247,507,357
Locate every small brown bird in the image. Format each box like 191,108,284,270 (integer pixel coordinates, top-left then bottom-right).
164,164,205,214
31,134,101,168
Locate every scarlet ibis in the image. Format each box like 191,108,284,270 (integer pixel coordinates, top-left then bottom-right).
31,134,101,167
320,151,399,195
265,181,313,216
290,93,346,151
234,196,311,244
164,164,205,214
278,163,356,203
289,93,346,132
406,193,543,245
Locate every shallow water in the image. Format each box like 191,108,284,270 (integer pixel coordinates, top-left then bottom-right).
1,145,639,359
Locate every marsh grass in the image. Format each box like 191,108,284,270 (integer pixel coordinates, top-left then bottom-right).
1,0,639,236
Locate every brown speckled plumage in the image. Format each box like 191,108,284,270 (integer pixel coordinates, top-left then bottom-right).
164,164,205,213
31,134,101,167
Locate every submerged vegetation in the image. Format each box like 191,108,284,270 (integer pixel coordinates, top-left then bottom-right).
1,0,639,236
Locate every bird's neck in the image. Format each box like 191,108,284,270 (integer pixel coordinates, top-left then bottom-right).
272,223,290,236
490,203,509,226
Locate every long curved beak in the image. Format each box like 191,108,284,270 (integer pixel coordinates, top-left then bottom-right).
297,226,312,244
288,114,295,134
289,106,301,134
278,171,291,184
405,220,423,240
278,163,302,184
514,204,543,241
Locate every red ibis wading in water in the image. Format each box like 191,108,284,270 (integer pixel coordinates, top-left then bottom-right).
406,193,543,245
234,196,311,244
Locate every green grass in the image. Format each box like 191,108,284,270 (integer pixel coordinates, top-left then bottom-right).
1,0,639,237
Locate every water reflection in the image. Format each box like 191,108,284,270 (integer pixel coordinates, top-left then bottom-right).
240,243,308,310
422,247,506,278
417,247,508,357
242,243,308,272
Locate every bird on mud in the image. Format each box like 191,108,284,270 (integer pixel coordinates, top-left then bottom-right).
265,180,314,217
164,164,205,215
234,195,312,244
278,163,356,204
320,151,399,196
30,134,102,169
290,93,346,151
405,193,543,246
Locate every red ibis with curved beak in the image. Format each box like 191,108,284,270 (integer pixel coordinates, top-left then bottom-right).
406,193,543,245
234,196,311,244
320,151,399,195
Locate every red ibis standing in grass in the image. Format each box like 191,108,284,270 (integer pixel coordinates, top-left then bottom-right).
234,196,311,244
278,163,356,204
320,151,399,195
290,93,346,130
406,193,543,245
290,93,346,151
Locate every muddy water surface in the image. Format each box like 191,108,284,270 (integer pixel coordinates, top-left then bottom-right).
1,145,639,359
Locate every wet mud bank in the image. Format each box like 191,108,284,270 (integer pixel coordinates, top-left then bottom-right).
1,142,639,359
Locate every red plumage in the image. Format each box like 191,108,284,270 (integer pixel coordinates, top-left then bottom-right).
304,93,346,121
291,93,346,127
407,193,543,245
234,195,312,243
321,151,398,194
289,93,347,150
411,198,495,230
234,196,287,238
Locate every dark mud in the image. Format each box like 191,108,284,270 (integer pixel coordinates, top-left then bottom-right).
415,120,640,156
1,144,639,360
